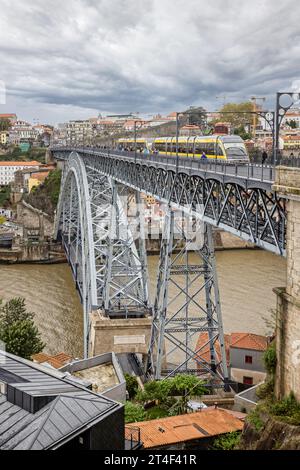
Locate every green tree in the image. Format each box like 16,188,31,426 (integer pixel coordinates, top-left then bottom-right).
218,101,254,131
125,374,139,400
125,402,146,424
234,126,252,140
0,298,45,360
287,119,297,129
171,374,207,396
0,119,11,132
135,375,207,416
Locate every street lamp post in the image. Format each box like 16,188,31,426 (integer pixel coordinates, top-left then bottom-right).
134,121,138,164
176,112,180,174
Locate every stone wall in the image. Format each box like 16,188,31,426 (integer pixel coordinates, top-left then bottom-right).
17,201,54,238
89,311,152,358
273,166,300,400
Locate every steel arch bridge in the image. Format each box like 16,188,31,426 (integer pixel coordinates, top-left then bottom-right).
53,148,287,384
54,148,287,256
55,152,151,356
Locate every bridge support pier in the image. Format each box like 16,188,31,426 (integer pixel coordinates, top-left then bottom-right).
273,167,300,400
89,311,152,358
147,207,229,388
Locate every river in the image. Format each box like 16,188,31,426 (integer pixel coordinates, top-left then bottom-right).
0,249,286,359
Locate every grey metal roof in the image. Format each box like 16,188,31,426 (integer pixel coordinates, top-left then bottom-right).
0,351,122,450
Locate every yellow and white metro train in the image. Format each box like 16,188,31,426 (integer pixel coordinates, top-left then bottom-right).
118,135,250,163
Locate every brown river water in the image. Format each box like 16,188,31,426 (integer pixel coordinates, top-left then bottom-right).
0,250,286,359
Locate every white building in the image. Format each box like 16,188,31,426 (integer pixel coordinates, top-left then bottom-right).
0,161,40,186
282,109,300,129
9,120,39,144
65,120,93,145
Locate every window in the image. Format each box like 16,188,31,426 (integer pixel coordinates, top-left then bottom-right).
207,143,215,155
245,355,253,364
243,376,253,386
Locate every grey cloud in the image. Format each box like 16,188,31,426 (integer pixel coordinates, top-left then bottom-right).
0,0,299,123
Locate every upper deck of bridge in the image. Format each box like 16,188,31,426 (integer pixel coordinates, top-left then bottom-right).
52,147,275,191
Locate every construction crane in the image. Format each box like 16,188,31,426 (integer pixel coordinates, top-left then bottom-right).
216,95,227,107
251,96,266,139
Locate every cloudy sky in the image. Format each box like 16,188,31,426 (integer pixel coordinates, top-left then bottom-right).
0,0,299,124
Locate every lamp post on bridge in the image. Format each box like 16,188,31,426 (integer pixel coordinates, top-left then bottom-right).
134,119,144,164
176,112,180,174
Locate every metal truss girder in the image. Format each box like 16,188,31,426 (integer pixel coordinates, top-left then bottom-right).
53,151,286,256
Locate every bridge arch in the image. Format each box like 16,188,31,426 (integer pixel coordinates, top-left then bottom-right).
55,152,151,356
55,152,98,355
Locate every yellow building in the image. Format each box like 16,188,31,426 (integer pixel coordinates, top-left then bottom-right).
0,131,9,145
283,135,300,150
28,172,49,192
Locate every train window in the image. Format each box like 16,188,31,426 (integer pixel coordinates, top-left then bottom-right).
195,143,202,154
188,142,195,154
207,143,214,154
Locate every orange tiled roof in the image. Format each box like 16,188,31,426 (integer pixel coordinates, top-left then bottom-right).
53,353,73,364
32,353,50,363
30,172,49,182
128,408,243,449
283,135,300,141
0,114,17,119
32,352,72,369
196,332,268,367
196,332,231,366
230,333,268,351
0,161,40,167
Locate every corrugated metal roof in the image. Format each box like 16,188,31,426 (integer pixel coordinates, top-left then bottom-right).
128,408,244,449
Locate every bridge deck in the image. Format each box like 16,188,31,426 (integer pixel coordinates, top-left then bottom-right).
52,148,286,256
79,148,275,190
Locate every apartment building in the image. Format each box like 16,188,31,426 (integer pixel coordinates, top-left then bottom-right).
0,161,40,186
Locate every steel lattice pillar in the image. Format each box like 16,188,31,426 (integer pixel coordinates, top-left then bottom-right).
55,153,151,357
147,207,229,389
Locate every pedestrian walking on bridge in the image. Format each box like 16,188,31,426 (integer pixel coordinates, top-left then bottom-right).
262,151,268,165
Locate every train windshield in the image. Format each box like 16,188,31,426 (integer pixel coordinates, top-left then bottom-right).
223,142,248,158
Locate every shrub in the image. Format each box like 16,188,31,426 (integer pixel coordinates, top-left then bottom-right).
125,374,139,400
247,409,264,432
212,432,241,450
263,343,277,375
125,402,146,424
269,393,300,425
256,378,275,400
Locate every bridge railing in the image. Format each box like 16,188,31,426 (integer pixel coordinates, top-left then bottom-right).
52,147,276,183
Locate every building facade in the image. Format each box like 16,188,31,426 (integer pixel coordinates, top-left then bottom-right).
9,120,38,144
0,161,40,186
196,332,269,387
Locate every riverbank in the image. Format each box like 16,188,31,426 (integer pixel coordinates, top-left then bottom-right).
0,229,256,264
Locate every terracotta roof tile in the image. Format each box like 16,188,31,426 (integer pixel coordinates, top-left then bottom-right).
230,333,268,351
32,353,50,363
53,353,72,364
195,332,231,366
0,161,40,167
32,352,73,369
195,332,269,371
128,408,243,449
